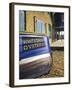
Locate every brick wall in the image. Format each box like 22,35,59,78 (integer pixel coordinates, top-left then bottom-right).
25,11,52,35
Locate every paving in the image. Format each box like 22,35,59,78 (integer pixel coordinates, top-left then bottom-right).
39,50,64,78
50,39,64,47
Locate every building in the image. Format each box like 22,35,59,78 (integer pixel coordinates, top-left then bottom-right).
19,10,64,47
19,10,52,37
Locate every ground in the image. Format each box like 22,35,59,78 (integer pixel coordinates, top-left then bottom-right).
40,50,64,78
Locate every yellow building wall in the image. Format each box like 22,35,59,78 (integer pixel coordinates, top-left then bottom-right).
25,11,52,35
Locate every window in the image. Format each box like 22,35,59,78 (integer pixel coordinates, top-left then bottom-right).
35,19,45,34
48,24,52,38
45,23,47,34
33,16,36,32
19,10,26,32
